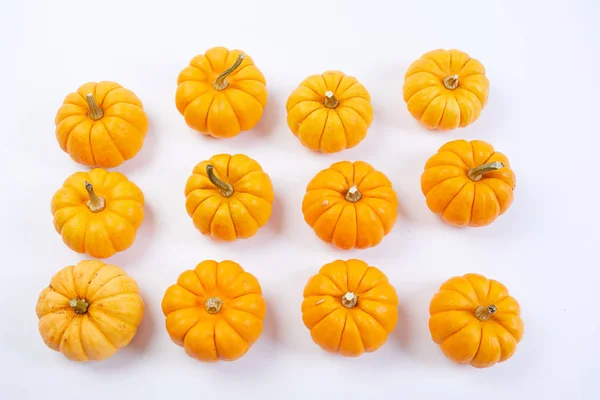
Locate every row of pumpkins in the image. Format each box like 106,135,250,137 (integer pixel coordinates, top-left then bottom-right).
37,47,523,368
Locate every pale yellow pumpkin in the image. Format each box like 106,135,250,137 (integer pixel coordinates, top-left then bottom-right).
36,260,144,362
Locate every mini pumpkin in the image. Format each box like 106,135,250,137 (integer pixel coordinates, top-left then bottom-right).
162,260,266,362
302,161,398,249
55,81,149,167
51,168,144,258
403,49,489,130
185,153,274,241
421,139,515,227
36,260,144,362
286,70,373,153
429,273,524,368
302,259,398,357
176,47,267,138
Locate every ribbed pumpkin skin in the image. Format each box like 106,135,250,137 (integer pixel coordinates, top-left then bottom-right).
429,273,524,368
286,70,373,153
302,161,398,249
176,47,267,138
184,154,274,241
55,81,148,167
421,139,515,227
302,259,398,357
162,260,266,362
403,49,489,130
51,168,144,258
36,260,145,362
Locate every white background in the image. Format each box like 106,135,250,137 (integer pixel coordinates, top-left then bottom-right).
1,0,599,398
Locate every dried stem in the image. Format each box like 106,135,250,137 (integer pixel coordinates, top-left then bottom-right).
206,165,234,197
86,94,104,120
323,90,339,109
85,181,105,212
468,161,504,181
212,53,245,91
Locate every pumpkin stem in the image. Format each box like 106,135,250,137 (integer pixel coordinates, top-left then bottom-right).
341,292,358,308
323,91,339,109
212,53,245,91
467,161,505,182
205,296,223,314
345,185,362,202
69,298,89,314
443,74,459,90
84,181,105,212
475,305,497,321
206,164,234,198
85,93,104,120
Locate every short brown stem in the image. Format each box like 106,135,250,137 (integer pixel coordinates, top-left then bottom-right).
341,292,358,308
345,185,362,202
475,305,497,321
205,297,223,314
69,298,89,314
86,93,104,120
212,53,245,91
206,165,234,197
85,181,105,212
443,74,459,90
323,91,339,109
467,161,504,181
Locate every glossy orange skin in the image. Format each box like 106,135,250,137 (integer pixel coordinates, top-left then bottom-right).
286,71,373,153
302,161,398,249
162,260,266,362
421,139,515,227
55,81,148,167
403,49,489,130
429,273,524,368
176,47,267,138
302,259,398,357
185,154,274,241
36,260,144,362
51,168,144,258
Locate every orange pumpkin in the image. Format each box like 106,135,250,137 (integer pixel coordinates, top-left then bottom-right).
55,81,148,167
403,49,489,130
429,273,524,368
162,260,266,362
185,153,274,241
36,260,145,362
51,168,144,258
302,259,398,357
421,139,515,227
176,47,267,138
286,70,373,153
302,161,398,249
